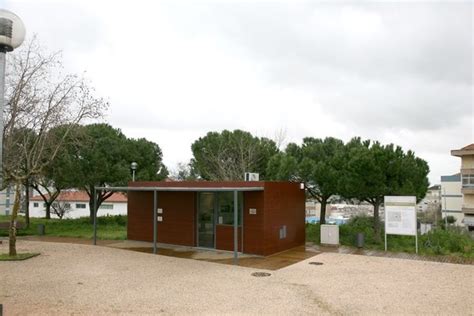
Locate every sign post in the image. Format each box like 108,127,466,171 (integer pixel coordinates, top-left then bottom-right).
384,196,418,254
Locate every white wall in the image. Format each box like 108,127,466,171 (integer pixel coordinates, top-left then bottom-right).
0,187,15,216
29,201,127,219
441,177,463,226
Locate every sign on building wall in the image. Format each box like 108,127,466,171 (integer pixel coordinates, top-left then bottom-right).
384,196,418,253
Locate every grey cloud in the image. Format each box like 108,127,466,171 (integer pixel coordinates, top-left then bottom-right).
171,2,472,131
7,1,104,54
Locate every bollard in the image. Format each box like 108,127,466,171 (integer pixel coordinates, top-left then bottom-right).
356,232,364,248
37,224,45,236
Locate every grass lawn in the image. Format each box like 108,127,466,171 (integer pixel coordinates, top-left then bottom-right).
0,253,40,261
0,215,127,240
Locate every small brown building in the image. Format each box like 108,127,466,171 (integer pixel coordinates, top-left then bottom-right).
127,181,305,256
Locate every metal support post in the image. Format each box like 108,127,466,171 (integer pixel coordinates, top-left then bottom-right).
384,232,387,252
153,190,157,254
233,190,238,265
93,188,97,245
415,231,418,254
0,52,6,188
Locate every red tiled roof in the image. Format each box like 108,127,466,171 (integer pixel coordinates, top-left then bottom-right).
31,191,127,203
461,143,474,150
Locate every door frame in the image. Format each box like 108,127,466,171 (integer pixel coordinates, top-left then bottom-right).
196,191,217,249
195,191,244,252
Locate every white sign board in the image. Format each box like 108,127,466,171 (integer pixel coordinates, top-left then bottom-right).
384,196,417,236
249,208,257,215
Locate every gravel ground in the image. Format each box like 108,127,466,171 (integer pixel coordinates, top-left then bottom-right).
0,240,473,315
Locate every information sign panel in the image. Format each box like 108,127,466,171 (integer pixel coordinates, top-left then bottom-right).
384,196,418,253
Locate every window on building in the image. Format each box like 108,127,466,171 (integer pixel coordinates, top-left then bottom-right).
462,174,474,187
64,203,71,208
33,202,39,208
99,204,113,210
217,192,243,225
76,203,86,209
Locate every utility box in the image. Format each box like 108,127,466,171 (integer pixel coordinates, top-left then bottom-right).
320,224,339,246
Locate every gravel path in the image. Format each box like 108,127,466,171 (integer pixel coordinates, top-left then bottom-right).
1,241,473,315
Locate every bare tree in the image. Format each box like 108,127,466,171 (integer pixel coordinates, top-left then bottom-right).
51,200,71,219
272,127,288,151
170,161,196,181
2,38,107,256
30,176,61,219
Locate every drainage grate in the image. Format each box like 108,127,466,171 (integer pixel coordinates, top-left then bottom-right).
251,272,271,277
309,262,324,265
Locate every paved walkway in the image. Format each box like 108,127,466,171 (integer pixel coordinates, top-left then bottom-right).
306,242,474,265
1,240,473,315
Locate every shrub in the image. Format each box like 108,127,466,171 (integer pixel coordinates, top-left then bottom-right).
306,215,474,258
339,215,382,247
420,227,474,257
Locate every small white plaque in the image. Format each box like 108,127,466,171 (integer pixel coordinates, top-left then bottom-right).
157,216,163,222
157,208,163,214
249,208,257,215
218,216,223,224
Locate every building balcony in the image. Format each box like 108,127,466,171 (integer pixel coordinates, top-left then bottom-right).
462,205,474,215
461,187,474,194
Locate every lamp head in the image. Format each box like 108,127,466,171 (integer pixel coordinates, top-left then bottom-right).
0,9,25,52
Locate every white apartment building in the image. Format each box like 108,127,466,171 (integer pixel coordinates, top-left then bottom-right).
417,184,441,212
440,174,463,225
451,144,474,230
0,187,15,216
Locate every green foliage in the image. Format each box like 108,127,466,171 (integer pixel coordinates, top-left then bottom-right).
126,137,168,181
191,129,278,180
305,222,321,244
267,137,347,224
0,215,127,240
70,124,132,189
306,215,474,258
339,215,383,247
446,215,457,224
421,228,473,256
342,138,430,204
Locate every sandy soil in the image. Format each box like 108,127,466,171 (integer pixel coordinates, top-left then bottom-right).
1,240,473,315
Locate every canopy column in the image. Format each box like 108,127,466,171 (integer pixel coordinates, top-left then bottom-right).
233,190,238,265
153,190,157,254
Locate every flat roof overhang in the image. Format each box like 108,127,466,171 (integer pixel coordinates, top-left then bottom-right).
451,149,474,157
94,186,264,192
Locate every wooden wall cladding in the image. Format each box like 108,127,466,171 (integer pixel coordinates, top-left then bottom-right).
157,191,196,247
127,191,196,246
262,182,305,256
215,225,242,252
243,191,265,255
127,191,153,242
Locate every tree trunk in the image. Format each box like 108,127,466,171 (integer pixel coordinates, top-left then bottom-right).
9,183,22,256
45,203,51,219
320,198,327,225
89,199,97,224
24,180,30,227
373,202,382,243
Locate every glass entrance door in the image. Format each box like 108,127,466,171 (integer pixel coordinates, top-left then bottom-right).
198,192,215,248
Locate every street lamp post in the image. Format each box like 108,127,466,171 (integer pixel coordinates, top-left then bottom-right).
0,9,26,187
131,162,138,182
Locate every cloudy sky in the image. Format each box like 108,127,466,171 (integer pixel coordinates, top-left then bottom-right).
3,0,473,184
